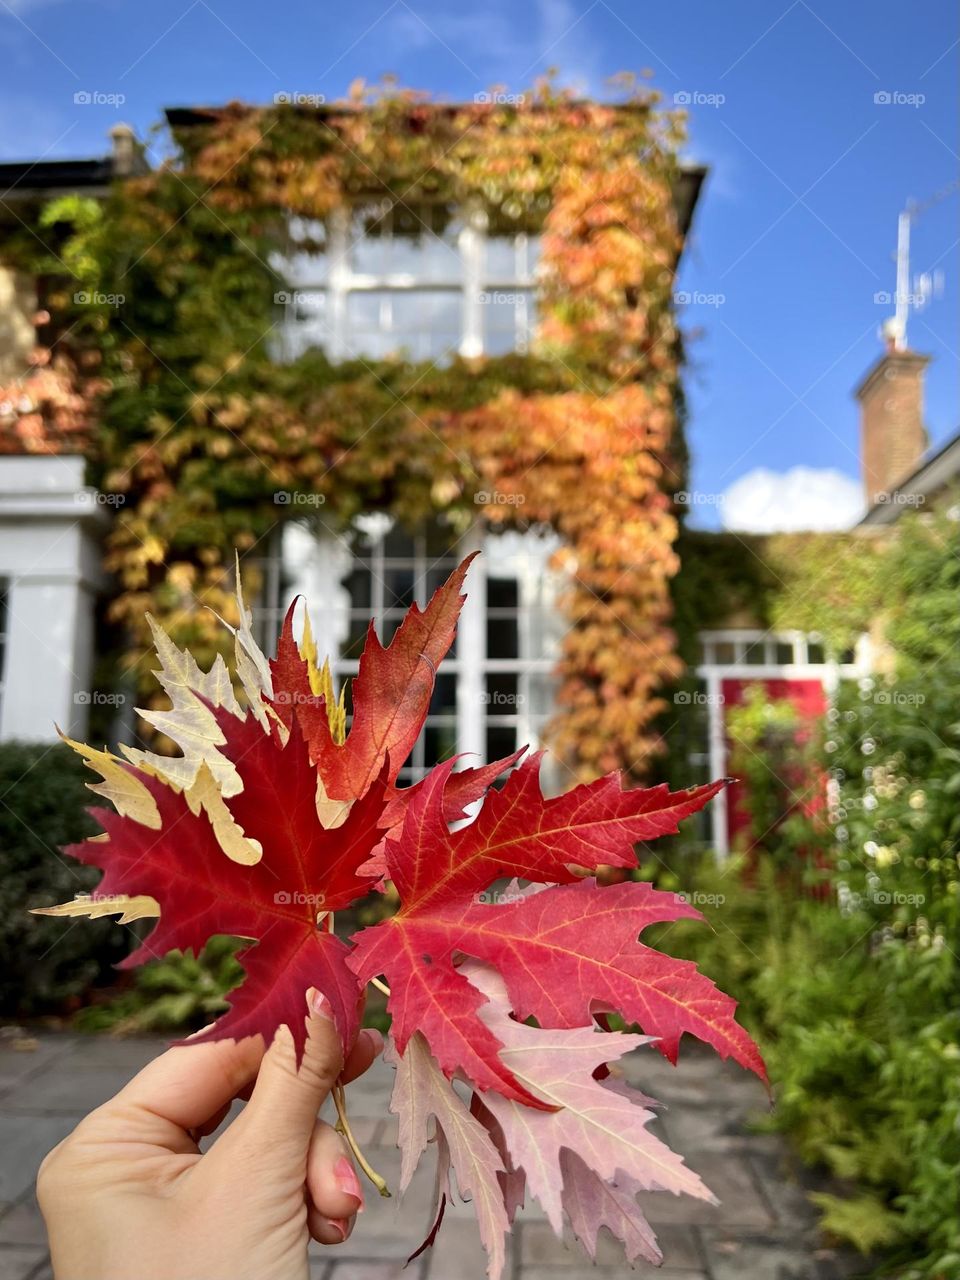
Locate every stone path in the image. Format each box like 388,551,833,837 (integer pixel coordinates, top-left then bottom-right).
0,1030,863,1280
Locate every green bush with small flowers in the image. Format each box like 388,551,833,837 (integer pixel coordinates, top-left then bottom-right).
656,565,960,1279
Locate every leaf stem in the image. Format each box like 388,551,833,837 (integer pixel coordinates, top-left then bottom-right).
369,976,391,997
332,1082,392,1197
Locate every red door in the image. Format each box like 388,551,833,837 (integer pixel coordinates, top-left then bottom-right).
721,678,827,852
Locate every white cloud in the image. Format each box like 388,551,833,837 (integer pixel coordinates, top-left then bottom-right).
720,466,864,532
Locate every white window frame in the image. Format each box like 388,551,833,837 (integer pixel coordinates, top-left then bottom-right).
276,199,539,364
256,521,559,785
695,628,871,858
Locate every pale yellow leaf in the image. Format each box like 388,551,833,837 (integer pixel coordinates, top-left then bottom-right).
301,608,347,744
185,762,263,864
59,732,161,829
315,774,352,830
32,892,160,925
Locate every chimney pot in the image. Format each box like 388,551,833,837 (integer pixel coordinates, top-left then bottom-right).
109,123,139,176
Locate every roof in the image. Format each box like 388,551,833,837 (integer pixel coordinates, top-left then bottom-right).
163,104,707,241
0,157,116,203
858,425,960,525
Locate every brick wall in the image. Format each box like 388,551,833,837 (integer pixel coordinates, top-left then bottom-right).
856,349,929,502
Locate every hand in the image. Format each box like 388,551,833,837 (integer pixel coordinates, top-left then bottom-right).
38,989,383,1280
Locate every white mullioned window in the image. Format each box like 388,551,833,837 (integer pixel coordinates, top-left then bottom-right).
273,200,540,364
256,519,563,787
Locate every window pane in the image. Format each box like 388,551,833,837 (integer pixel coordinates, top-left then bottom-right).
383,566,415,609
714,641,736,664
484,236,519,279
425,721,459,766
429,673,458,715
743,640,766,665
486,725,518,763
485,672,519,712
344,568,371,610
392,203,462,281
343,615,368,659
345,290,461,362
391,292,461,355
382,525,416,557
807,640,826,665
482,290,536,355
280,217,328,284
775,641,794,664
380,613,405,646
349,203,392,274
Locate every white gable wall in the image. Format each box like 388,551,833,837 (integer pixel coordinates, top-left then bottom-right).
0,456,108,741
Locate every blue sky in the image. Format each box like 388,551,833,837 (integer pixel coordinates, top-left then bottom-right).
1,0,957,528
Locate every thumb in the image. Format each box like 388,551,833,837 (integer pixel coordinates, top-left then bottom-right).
226,989,344,1158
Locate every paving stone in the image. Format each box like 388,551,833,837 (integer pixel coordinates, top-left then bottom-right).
425,1218,511,1279
325,1261,424,1279
59,1035,166,1073
520,1220,704,1271
702,1230,827,1279
0,1032,861,1280
0,1198,46,1248
3,1066,143,1116
520,1269,706,1280
0,1246,46,1280
744,1151,819,1230
0,1038,73,1101
638,1152,773,1229
0,1117,76,1203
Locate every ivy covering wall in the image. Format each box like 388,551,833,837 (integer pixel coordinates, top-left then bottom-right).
1,79,694,779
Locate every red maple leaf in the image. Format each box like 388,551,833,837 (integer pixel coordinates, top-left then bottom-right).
348,757,764,1088
38,555,765,1275
61,711,389,1058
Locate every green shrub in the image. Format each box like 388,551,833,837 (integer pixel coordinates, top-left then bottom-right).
75,937,244,1034
0,741,128,1014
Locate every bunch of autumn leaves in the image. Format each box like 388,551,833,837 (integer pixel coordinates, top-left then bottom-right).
38,556,764,1278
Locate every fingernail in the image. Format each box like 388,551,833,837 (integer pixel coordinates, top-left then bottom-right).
324,1216,349,1242
309,988,335,1021
334,1155,365,1211
361,1027,384,1056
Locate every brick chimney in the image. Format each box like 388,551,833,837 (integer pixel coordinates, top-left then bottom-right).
855,347,930,503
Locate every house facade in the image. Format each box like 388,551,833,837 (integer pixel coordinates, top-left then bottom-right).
0,108,700,790
1,109,951,853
